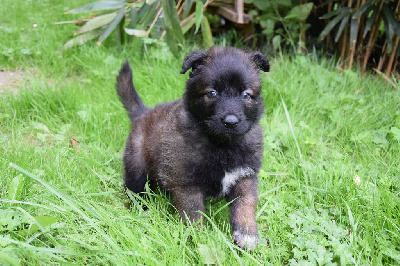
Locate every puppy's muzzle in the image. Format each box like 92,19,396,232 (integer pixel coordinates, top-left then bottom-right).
223,114,239,128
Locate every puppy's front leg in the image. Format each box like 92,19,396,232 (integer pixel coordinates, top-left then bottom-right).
172,186,205,224
226,177,259,250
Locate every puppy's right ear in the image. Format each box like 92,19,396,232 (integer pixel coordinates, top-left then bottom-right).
180,51,207,74
250,51,270,72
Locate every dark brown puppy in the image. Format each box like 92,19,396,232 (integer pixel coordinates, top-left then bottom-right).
117,46,269,250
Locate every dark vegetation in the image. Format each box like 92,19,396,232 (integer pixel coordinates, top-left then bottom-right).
62,0,400,86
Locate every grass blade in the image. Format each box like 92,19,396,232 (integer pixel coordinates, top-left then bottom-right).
0,199,66,212
281,97,302,159
9,163,93,222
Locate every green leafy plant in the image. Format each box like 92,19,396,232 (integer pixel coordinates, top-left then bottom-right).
245,0,313,53
288,207,356,265
58,0,214,56
319,0,400,83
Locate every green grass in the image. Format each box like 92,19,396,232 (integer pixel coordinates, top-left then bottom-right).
1,0,400,265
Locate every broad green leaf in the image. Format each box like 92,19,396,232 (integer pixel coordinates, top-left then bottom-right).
273,0,291,7
29,216,60,234
284,3,314,22
36,133,47,142
382,4,400,36
272,35,281,51
165,29,180,58
32,122,50,133
97,8,126,45
146,0,158,4
161,0,184,44
65,0,126,14
162,0,184,57
63,28,103,49
182,0,194,19
372,130,388,148
194,0,203,34
201,16,213,47
391,127,400,141
129,4,150,28
352,0,372,19
381,6,394,51
363,9,377,37
140,3,160,27
260,19,275,40
381,4,400,51
319,10,350,40
335,15,349,42
74,13,117,36
349,18,358,46
198,243,225,265
64,28,103,49
124,28,147,37
181,13,196,35
251,0,270,11
6,174,25,201
0,210,29,232
320,7,350,20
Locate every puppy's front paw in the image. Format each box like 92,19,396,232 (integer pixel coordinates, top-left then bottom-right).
232,230,258,250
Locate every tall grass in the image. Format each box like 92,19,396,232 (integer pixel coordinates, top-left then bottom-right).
1,0,399,264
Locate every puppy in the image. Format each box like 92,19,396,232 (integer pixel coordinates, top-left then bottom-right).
117,46,269,250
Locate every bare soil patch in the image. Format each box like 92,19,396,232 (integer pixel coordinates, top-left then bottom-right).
0,70,24,94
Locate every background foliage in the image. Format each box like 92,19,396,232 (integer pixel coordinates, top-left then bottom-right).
61,0,400,84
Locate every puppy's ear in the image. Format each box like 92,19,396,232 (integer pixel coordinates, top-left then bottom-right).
250,51,270,72
180,51,207,74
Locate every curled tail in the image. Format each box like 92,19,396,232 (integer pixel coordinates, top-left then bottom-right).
116,61,148,121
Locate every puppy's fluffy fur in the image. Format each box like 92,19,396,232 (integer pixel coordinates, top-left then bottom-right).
117,47,269,250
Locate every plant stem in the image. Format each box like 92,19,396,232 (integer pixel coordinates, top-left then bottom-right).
362,1,383,73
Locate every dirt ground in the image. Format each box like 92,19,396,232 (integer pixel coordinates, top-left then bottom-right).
0,70,24,94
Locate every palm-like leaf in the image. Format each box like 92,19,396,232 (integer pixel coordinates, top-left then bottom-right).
319,8,351,41
65,0,126,14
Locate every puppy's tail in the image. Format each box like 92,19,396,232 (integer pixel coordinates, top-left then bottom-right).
116,61,148,121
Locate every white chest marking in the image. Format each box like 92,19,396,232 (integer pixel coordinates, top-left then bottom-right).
221,167,255,195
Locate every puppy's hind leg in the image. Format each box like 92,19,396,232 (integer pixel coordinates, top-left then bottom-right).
172,186,205,225
123,139,148,194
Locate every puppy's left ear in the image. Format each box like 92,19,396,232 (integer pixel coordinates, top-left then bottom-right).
180,51,207,74
250,51,270,72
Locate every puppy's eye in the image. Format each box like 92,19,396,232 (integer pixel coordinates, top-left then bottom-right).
242,91,251,100
206,90,217,98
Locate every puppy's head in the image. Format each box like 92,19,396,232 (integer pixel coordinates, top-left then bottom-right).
182,47,269,137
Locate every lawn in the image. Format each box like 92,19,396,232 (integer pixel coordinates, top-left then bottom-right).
1,0,400,265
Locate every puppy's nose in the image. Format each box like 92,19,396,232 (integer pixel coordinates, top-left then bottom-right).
223,115,239,128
